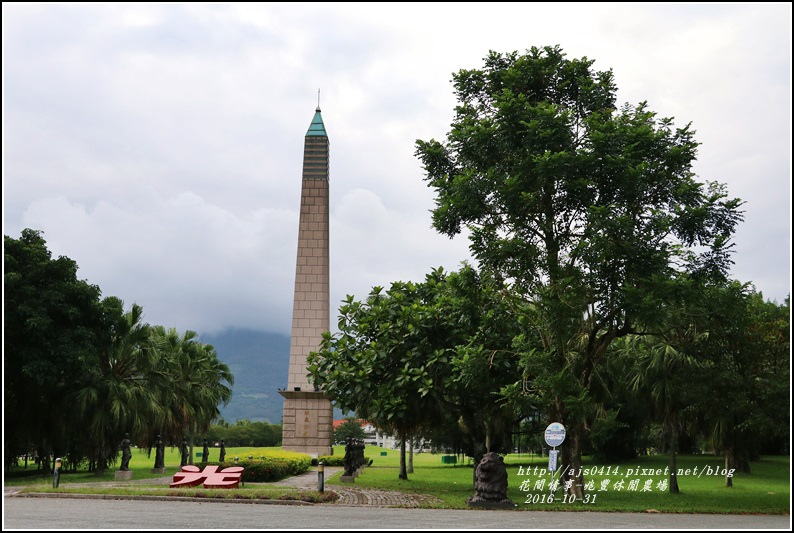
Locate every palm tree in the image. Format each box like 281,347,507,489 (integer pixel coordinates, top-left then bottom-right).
192,341,234,431
152,327,233,461
75,299,159,471
623,334,702,494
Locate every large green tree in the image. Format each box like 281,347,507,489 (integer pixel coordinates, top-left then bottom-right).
435,265,526,457
415,46,743,496
5,228,234,472
4,229,105,472
692,285,790,485
308,269,455,480
309,265,528,479
333,418,368,445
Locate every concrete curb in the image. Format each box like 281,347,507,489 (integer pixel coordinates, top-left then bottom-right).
4,466,439,508
6,488,436,508
8,491,316,505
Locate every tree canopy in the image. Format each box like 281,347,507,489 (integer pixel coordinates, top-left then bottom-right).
333,418,368,445
5,228,105,470
309,264,532,477
415,46,745,495
4,229,234,472
308,269,454,479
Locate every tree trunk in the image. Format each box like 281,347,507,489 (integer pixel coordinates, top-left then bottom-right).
724,448,735,488
189,428,195,466
407,434,414,474
41,444,51,474
472,452,483,489
398,433,408,480
94,442,106,475
562,424,584,498
738,455,751,473
669,428,680,494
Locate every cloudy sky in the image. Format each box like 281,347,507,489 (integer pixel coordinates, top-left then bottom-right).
4,3,791,338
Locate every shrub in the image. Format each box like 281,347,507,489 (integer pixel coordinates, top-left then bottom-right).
313,455,345,467
310,455,372,467
201,450,311,482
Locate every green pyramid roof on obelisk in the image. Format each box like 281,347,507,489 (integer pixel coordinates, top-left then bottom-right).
306,106,327,137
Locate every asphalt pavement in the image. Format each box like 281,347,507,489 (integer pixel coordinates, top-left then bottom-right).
4,467,791,530
4,497,791,530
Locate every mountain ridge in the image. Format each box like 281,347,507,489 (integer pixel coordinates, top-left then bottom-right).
199,328,345,424
199,328,289,424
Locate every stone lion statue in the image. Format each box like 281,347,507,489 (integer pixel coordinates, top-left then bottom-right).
468,451,513,505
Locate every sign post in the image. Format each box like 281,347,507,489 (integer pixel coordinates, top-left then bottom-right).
544,423,566,495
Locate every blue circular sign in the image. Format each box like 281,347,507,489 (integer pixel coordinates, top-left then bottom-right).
544,422,566,447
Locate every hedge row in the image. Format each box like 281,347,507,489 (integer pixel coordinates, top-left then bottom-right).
312,455,343,467
311,455,374,467
198,451,311,482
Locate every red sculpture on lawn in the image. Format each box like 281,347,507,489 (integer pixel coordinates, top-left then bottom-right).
170,465,244,489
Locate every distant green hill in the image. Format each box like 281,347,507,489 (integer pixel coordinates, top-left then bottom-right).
199,328,289,424
199,328,345,424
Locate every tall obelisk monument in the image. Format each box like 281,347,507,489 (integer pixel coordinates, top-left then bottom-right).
278,104,333,456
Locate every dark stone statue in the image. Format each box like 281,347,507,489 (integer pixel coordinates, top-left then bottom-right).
467,452,515,508
202,439,209,463
119,433,132,471
343,437,355,476
219,440,226,462
357,439,366,469
180,437,189,467
153,434,165,469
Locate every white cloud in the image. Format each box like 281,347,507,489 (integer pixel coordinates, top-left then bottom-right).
332,188,471,305
4,3,791,338
19,192,299,334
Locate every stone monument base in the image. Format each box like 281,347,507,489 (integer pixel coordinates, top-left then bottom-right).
279,391,334,456
340,475,355,483
467,499,517,509
114,470,133,481
150,467,166,474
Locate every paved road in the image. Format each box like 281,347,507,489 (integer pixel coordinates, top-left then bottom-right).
4,496,791,530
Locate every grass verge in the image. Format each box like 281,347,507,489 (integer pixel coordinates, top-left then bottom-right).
5,446,789,514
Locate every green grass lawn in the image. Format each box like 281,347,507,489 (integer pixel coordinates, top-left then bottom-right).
5,445,288,485
6,445,790,514
337,449,789,513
